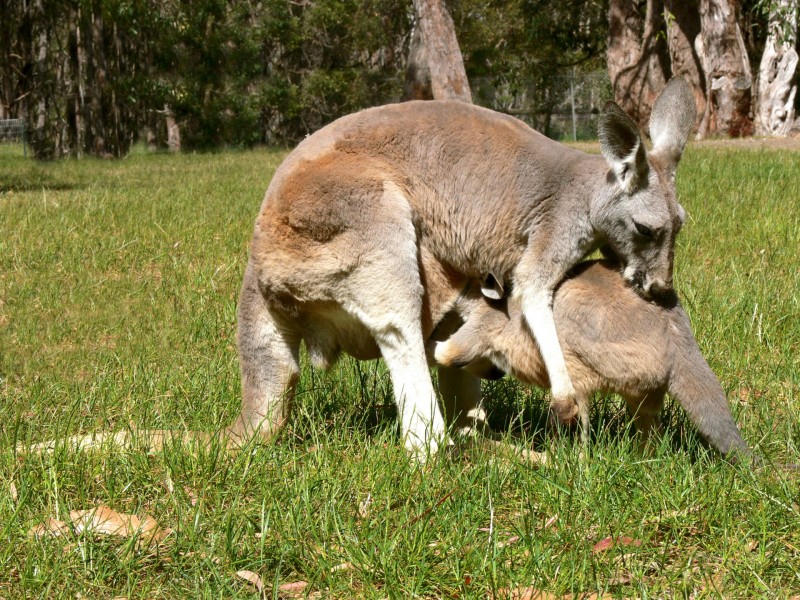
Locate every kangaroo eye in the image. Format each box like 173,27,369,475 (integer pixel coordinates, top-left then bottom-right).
634,222,654,239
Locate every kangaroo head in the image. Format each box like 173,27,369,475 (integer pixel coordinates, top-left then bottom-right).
592,77,696,298
434,284,512,378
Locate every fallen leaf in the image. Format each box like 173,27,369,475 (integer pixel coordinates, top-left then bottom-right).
331,562,353,573
647,505,702,524
746,540,759,552
278,581,309,598
66,506,169,547
358,493,372,519
494,587,560,600
607,574,632,586
28,518,69,538
236,570,264,593
592,536,642,554
542,514,558,530
497,535,521,549
184,486,198,506
592,537,615,554
70,506,131,537
138,514,171,546
10,481,18,503
782,540,800,554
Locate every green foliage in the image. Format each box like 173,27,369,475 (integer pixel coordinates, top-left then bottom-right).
2,0,613,155
453,0,608,103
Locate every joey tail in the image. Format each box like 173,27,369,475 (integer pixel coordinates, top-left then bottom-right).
667,324,752,465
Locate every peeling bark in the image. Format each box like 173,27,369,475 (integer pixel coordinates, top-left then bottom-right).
755,0,798,136
696,0,753,138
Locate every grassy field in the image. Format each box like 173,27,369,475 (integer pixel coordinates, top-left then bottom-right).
1,141,799,598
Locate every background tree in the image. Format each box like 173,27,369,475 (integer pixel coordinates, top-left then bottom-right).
755,0,798,135
454,0,609,134
607,0,670,131
664,0,707,129
404,0,472,102
3,0,798,159
696,0,754,137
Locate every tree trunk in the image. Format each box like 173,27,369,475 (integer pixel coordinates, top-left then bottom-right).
404,0,471,103
67,3,84,157
607,0,671,133
755,0,798,136
165,105,181,152
85,0,109,156
664,0,706,130
696,0,753,137
31,0,55,159
403,24,433,100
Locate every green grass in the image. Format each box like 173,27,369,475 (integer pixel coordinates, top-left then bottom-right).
1,142,799,598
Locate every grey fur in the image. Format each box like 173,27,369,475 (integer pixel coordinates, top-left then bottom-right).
231,79,697,459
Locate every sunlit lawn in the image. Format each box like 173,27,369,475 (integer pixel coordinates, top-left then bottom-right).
1,141,798,597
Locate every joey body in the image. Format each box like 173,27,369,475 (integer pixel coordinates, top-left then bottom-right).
435,261,751,463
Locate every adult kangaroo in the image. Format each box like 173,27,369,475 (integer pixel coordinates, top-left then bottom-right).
433,260,752,463
233,78,697,459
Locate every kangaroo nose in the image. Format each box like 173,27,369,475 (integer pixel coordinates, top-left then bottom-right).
647,279,673,297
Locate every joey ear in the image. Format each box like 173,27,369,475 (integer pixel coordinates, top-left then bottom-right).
598,101,648,193
480,272,505,301
649,77,697,171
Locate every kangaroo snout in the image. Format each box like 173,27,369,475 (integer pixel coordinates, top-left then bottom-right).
623,266,673,298
645,277,673,298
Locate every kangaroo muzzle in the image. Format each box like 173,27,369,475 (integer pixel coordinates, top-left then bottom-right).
624,267,673,299
645,277,673,298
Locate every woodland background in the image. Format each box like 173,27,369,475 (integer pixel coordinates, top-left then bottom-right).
1,0,798,159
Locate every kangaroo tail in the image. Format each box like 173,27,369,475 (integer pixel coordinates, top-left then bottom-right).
667,317,752,465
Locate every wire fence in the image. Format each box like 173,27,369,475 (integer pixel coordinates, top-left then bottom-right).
472,70,612,141
0,118,27,156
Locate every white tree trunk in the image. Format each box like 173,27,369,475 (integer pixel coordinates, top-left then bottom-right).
755,0,798,136
165,105,181,153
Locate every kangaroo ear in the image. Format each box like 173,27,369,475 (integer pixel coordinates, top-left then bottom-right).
480,272,505,301
649,77,697,172
599,101,648,193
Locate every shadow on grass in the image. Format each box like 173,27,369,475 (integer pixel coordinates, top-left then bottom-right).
0,174,82,193
291,370,714,464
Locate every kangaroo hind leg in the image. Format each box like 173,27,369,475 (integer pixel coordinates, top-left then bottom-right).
343,185,446,461
230,263,301,446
